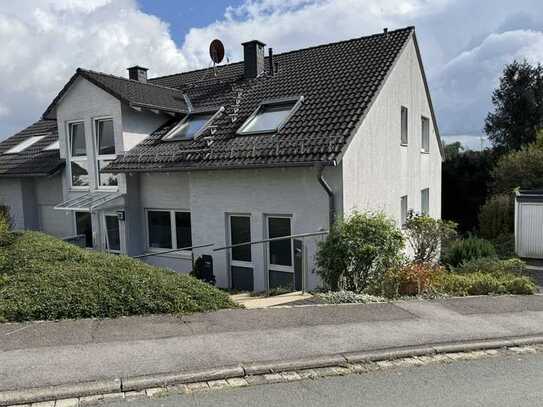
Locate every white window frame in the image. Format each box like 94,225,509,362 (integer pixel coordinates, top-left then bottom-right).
102,212,121,254
421,188,430,216
227,214,253,269
421,115,430,153
144,208,192,257
400,195,408,229
163,107,224,141
265,215,294,274
94,117,118,191
237,97,304,135
401,106,408,146
67,120,89,191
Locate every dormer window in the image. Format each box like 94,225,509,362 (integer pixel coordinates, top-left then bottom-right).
5,135,45,154
163,113,214,141
237,97,302,135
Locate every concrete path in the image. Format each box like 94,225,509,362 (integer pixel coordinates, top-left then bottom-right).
230,291,316,308
1,295,543,391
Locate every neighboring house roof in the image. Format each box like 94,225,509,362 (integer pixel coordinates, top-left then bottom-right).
105,27,420,173
43,68,190,119
0,120,63,177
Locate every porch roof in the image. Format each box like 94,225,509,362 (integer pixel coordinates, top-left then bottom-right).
54,191,124,212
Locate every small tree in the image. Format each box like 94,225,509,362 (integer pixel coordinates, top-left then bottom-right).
479,194,514,240
404,214,457,264
316,212,404,292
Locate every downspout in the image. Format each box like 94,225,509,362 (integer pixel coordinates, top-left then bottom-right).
318,162,336,228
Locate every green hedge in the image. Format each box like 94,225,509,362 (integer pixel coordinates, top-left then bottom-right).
451,257,526,275
435,272,536,296
442,237,496,268
0,231,237,322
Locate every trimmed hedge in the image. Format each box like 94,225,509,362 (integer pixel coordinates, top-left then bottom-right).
0,231,237,322
435,272,536,296
451,257,526,275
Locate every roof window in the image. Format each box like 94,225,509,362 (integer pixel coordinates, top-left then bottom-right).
4,135,46,154
44,140,60,151
237,97,302,135
163,113,214,141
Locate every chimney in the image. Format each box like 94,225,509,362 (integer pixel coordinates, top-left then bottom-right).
242,40,266,78
127,66,148,83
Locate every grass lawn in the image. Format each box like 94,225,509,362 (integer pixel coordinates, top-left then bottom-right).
0,230,237,322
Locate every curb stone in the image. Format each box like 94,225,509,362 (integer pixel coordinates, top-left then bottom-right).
2,335,543,406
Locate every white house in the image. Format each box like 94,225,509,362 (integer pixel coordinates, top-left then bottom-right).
0,26,442,292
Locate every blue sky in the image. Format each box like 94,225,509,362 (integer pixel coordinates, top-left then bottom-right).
1,0,543,149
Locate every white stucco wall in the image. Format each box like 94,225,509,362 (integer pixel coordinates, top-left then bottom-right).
133,166,338,291
341,35,442,227
0,179,25,229
122,105,168,152
34,175,73,238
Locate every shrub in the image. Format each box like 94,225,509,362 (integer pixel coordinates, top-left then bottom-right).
404,214,457,263
0,231,237,322
0,212,12,247
479,194,514,240
442,237,497,268
380,262,444,298
435,272,536,296
318,291,386,304
452,257,526,275
491,233,516,259
316,212,404,292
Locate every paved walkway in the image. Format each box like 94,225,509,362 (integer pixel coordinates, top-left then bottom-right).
1,295,543,391
230,291,316,308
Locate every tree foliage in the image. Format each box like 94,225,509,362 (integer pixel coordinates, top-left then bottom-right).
404,214,457,263
491,133,543,193
485,60,543,152
478,193,514,240
316,212,404,292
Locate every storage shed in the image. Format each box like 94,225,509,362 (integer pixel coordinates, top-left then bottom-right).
515,189,543,259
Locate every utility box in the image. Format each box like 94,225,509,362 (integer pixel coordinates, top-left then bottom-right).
515,189,543,259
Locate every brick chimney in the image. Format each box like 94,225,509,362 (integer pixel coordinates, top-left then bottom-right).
127,66,148,83
242,40,266,78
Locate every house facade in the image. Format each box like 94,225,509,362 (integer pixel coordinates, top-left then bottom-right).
0,27,442,292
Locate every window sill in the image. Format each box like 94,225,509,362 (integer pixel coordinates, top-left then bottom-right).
420,150,430,154
400,143,408,147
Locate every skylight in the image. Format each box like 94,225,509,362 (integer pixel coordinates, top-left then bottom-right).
238,99,300,135
44,140,60,151
163,113,214,141
5,135,46,154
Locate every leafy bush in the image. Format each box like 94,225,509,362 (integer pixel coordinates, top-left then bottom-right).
318,291,386,304
404,214,457,263
435,272,536,296
380,262,444,298
452,257,526,275
0,212,11,247
479,194,514,240
442,237,497,268
0,231,237,322
316,212,404,292
490,233,516,259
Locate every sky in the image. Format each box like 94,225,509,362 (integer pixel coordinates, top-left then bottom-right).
1,0,543,149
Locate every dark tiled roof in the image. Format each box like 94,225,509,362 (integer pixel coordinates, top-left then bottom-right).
105,27,415,172
0,120,64,177
43,69,189,119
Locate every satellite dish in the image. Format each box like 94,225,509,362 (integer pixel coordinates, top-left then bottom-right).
209,39,225,64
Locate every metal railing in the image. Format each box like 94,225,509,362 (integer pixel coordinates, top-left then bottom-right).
132,243,214,259
212,230,329,252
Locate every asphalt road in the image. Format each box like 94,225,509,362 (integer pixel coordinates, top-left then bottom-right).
106,352,543,407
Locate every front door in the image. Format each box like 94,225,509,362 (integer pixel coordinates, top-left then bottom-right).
229,215,254,291
267,216,294,291
103,213,121,254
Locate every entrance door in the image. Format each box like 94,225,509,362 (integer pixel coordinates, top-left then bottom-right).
267,216,294,291
103,213,121,254
229,215,254,291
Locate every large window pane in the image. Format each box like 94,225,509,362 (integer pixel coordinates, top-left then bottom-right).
98,160,118,187
241,103,295,134
175,212,192,249
230,216,251,262
75,211,92,248
71,160,89,187
97,120,115,155
148,211,172,249
268,217,292,267
70,123,86,157
105,215,120,251
165,114,213,141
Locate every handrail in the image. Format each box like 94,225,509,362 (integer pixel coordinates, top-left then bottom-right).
213,230,329,252
133,243,215,259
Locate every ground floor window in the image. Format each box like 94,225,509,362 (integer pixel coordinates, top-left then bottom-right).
421,188,430,215
75,211,93,248
104,214,120,253
146,209,192,251
400,195,408,228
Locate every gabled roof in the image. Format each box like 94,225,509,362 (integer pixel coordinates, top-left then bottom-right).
43,68,190,119
0,120,64,177
105,26,417,173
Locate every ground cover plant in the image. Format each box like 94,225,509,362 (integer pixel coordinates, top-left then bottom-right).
0,216,237,322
